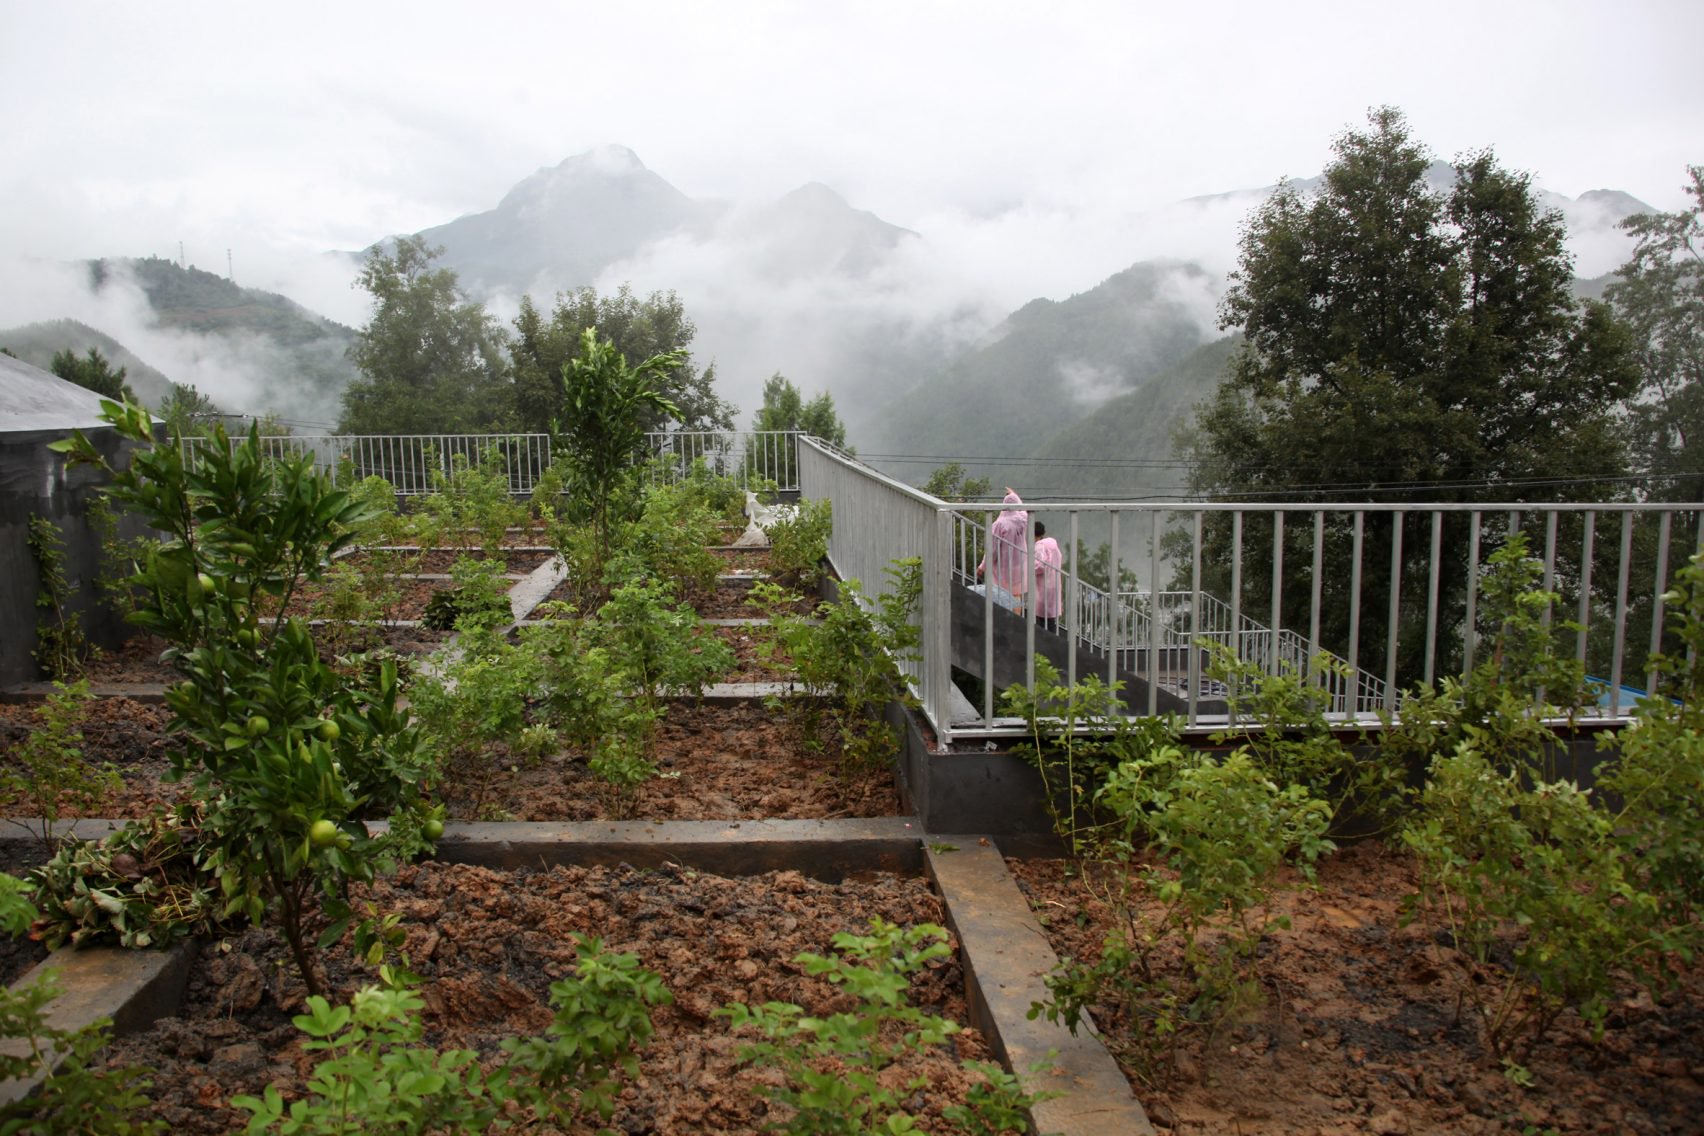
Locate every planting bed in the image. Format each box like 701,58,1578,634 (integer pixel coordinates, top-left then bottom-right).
99,860,996,1135
333,547,554,575
1010,842,1704,1135
0,696,899,826
438,699,901,822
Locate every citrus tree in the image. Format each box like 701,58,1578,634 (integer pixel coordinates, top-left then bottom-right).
53,402,439,994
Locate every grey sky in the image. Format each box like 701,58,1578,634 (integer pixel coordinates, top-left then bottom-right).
3,0,1700,331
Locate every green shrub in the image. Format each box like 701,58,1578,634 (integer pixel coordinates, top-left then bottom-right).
766,497,832,588
52,407,439,996
0,679,122,853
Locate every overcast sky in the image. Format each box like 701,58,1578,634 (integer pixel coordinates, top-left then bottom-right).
3,0,1700,332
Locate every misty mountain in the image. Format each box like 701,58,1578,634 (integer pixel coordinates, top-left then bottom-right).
417,145,711,296
3,258,360,426
0,318,176,407
405,147,918,303
1021,335,1240,500
860,259,1219,467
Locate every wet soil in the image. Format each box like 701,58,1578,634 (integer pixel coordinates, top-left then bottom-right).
708,624,793,683
0,697,898,825
335,547,554,575
100,861,994,1135
433,699,899,822
1010,842,1704,1135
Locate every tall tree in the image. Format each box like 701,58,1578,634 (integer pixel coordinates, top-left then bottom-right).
156,382,220,438
340,236,510,435
554,328,684,577
1606,165,1704,498
510,285,733,434
746,373,850,485
1183,107,1637,682
50,347,134,402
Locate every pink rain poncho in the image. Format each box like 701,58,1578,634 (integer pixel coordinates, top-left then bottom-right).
1033,534,1063,620
978,490,1031,602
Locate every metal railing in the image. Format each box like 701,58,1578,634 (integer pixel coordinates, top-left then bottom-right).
802,439,1704,743
183,431,805,495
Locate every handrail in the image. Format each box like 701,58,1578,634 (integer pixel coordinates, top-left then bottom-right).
181,431,807,494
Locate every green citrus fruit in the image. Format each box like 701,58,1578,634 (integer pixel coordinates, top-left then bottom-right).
246,715,269,737
309,819,338,848
316,719,341,742
422,818,445,840
197,572,216,596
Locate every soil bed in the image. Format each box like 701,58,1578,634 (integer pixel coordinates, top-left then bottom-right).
263,578,453,623
100,861,994,1135
1009,842,1704,1135
710,547,775,574
691,581,819,621
707,624,793,683
2,699,899,824
336,547,553,575
440,699,900,822
55,627,453,688
0,696,189,820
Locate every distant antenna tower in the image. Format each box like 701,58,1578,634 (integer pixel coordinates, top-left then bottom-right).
178,241,185,269
227,248,233,282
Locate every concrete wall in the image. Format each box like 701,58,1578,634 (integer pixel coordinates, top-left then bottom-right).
0,427,141,687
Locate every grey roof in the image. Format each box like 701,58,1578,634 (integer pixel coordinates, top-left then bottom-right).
0,352,117,432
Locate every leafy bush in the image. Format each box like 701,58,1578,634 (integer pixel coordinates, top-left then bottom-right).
407,448,525,556
0,679,122,853
420,555,512,632
53,407,439,996
1204,645,1405,838
0,884,167,1134
235,936,671,1134
766,560,921,781
0,971,168,1135
720,919,961,1135
1002,657,1167,856
765,497,833,588
1399,535,1677,1065
590,575,734,711
615,480,724,600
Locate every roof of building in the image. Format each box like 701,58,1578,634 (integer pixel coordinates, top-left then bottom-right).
0,352,116,433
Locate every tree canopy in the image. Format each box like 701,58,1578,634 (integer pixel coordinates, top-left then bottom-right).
1182,107,1639,682
1606,165,1704,499
50,346,134,402
339,236,510,435
745,373,850,486
1191,107,1636,503
510,285,733,435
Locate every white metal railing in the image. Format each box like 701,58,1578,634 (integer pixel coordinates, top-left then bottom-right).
946,512,1387,717
802,441,1704,743
183,431,805,495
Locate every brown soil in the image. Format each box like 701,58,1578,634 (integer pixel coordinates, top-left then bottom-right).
440,700,899,822
66,627,453,688
100,861,995,1136
1009,842,1704,1135
0,696,190,820
0,698,898,825
708,624,793,683
710,547,775,574
264,578,453,622
336,547,553,575
692,581,818,621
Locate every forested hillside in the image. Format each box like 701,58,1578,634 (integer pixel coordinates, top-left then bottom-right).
0,318,175,406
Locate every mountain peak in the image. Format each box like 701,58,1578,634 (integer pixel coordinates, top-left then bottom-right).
574,144,646,174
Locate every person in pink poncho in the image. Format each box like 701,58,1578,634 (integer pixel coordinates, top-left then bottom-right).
1032,521,1063,629
976,489,1030,614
